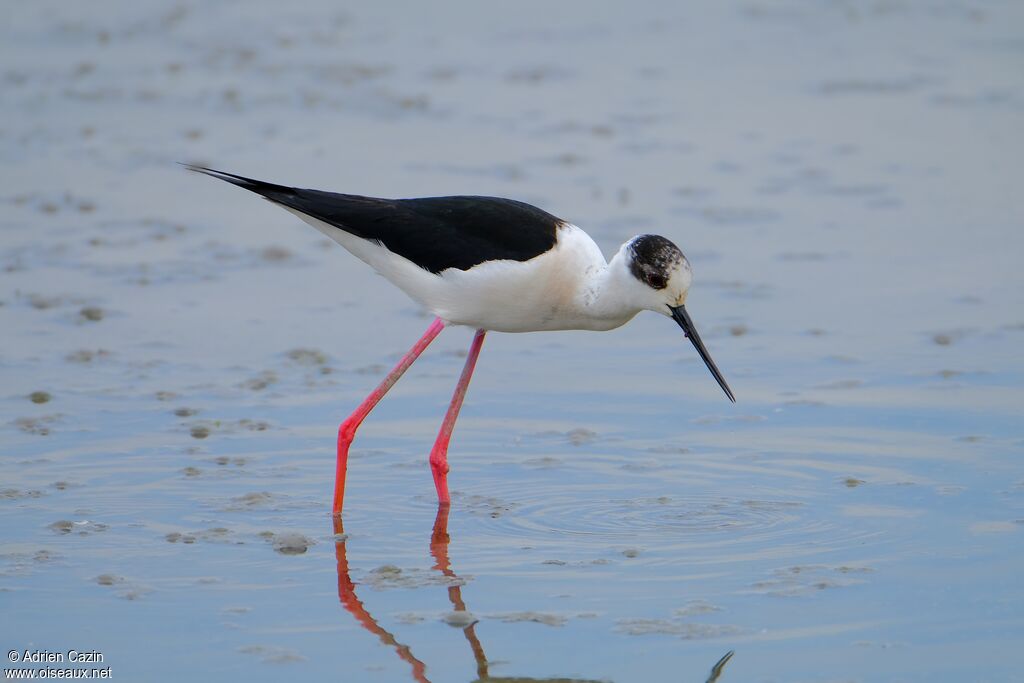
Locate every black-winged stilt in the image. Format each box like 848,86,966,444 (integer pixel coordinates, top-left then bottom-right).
188,166,735,515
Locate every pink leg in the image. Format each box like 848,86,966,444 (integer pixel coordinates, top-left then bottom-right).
429,329,486,505
334,318,445,515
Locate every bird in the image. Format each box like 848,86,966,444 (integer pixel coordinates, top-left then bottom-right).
187,165,735,516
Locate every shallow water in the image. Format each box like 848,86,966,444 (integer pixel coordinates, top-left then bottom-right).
2,1,1023,681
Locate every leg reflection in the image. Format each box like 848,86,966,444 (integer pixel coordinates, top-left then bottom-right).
430,504,488,680
334,511,713,682
333,516,431,683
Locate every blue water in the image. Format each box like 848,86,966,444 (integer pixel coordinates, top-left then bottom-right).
3,1,1023,681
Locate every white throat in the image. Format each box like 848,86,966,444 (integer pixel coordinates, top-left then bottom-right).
573,250,649,331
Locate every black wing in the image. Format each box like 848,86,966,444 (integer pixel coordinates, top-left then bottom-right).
186,166,562,273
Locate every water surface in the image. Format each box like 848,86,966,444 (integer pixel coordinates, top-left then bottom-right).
2,2,1023,681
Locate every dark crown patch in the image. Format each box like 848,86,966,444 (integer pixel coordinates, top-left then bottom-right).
628,234,685,290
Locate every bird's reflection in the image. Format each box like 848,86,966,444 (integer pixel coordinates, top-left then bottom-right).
705,650,734,683
333,506,733,683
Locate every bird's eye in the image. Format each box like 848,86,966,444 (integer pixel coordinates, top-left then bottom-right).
646,272,667,289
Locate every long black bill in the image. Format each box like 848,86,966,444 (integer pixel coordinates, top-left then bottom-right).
669,305,736,403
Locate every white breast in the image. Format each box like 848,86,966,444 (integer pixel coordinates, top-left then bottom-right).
433,225,619,332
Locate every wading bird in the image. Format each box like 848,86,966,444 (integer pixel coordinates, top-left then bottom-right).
188,166,734,515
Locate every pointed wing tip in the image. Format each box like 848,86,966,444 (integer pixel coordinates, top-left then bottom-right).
181,163,224,178
181,164,261,190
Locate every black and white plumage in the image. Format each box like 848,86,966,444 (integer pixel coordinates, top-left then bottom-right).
190,167,561,273
188,165,734,402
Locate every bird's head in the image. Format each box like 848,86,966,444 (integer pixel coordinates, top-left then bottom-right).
622,234,735,403
625,234,693,308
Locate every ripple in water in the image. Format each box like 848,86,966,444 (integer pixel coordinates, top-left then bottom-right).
508,494,802,537
451,482,886,566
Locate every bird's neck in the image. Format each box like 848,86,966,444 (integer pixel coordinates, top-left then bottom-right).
577,252,644,330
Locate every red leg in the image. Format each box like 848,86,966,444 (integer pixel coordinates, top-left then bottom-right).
334,318,445,515
429,329,486,505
